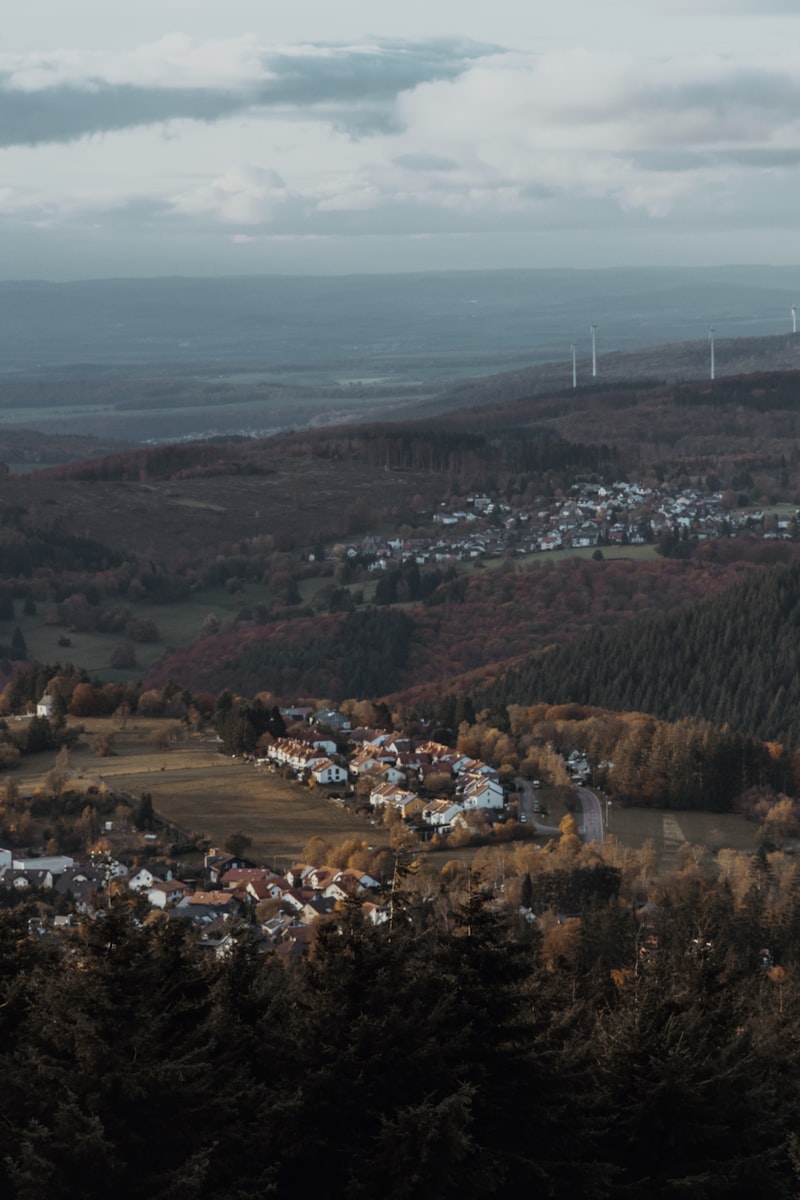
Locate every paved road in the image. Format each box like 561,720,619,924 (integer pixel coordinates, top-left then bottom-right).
515,777,560,837
576,786,604,844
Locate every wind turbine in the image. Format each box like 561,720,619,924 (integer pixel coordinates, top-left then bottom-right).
571,343,577,389
590,324,597,379
709,326,715,381
793,304,797,335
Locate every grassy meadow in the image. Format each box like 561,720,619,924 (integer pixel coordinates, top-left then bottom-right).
13,718,385,868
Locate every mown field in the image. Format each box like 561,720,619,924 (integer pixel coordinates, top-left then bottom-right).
15,718,386,867
605,803,758,869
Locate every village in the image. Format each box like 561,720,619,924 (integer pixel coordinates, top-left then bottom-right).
0,702,593,956
347,480,791,568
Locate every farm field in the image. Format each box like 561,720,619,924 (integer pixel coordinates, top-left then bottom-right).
605,802,759,869
14,719,386,868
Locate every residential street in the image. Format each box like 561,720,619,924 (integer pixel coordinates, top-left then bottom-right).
515,777,560,837
576,786,604,844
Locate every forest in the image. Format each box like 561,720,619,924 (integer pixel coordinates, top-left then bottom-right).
485,560,800,748
4,856,800,1200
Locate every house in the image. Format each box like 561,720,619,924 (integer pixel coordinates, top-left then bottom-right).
370,783,418,810
54,875,103,913
311,759,348,785
277,925,315,958
196,915,235,953
280,887,314,912
36,691,55,719
299,895,337,924
245,879,285,904
205,850,257,883
11,854,74,875
362,902,390,926
0,868,54,890
350,751,385,778
311,709,351,733
285,864,315,887
459,775,504,810
392,793,426,821
147,879,192,909
279,705,314,722
220,867,287,891
293,731,338,756
128,862,173,891
422,800,464,829
565,748,590,779
320,869,380,900
305,865,341,891
371,763,407,787
185,890,237,910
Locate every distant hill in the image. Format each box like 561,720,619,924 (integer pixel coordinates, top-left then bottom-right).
1,265,798,447
401,331,800,422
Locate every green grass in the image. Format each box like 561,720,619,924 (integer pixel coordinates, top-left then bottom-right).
3,583,278,681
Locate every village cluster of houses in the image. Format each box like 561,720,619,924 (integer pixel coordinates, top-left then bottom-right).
0,842,386,956
263,726,507,834
342,482,790,568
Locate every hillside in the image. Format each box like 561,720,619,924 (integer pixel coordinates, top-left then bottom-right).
484,559,800,747
1,361,800,728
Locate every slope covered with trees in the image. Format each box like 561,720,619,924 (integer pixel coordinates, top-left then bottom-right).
486,560,800,747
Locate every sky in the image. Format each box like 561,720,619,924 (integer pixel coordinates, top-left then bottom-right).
3,0,800,279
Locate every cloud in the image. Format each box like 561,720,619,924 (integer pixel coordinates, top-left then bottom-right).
393,153,458,172
658,0,799,11
0,36,497,148
6,37,800,261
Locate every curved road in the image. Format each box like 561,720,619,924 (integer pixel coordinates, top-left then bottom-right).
575,786,604,844
516,777,604,844
516,777,560,837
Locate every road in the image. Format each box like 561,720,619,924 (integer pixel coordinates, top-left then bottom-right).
515,777,560,837
575,786,604,844
516,777,604,844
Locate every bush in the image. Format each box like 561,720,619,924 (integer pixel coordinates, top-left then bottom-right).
110,642,137,669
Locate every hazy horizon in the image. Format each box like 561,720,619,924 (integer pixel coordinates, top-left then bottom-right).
1,265,797,379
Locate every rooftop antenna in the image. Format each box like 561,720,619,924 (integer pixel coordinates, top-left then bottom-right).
571,343,577,389
793,304,797,335
709,326,715,381
590,324,597,379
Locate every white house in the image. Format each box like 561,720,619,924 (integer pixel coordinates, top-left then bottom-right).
311,759,348,785
370,783,418,810
459,776,504,810
128,862,173,891
147,879,191,908
422,800,464,828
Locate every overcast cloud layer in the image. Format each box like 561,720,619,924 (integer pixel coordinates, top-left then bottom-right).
3,1,800,278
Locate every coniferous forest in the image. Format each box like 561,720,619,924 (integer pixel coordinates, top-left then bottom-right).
4,875,800,1200
487,560,800,748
